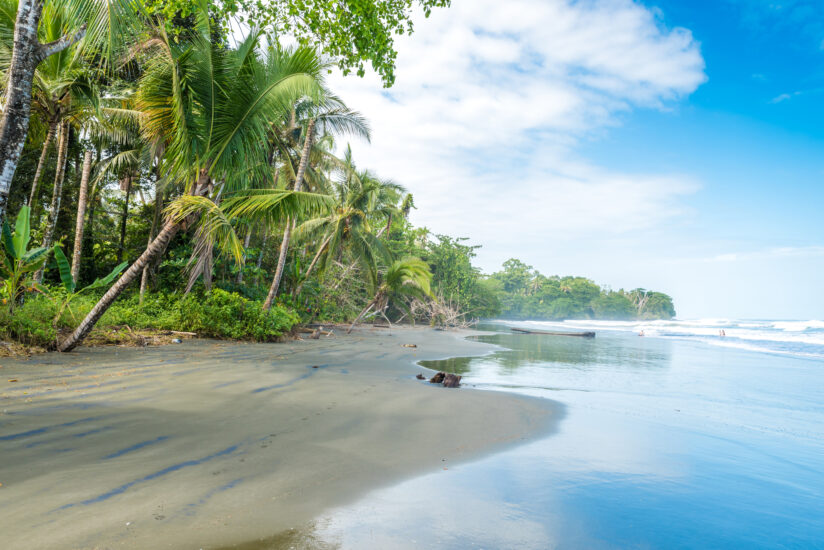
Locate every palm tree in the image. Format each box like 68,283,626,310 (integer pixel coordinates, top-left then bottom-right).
261,89,370,309
293,150,403,296
58,8,329,351
347,257,433,333
0,0,139,223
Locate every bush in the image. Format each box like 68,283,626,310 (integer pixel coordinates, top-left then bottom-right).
0,289,300,348
102,289,299,341
0,294,57,346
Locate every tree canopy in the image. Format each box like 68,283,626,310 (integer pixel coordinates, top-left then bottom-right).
145,0,451,86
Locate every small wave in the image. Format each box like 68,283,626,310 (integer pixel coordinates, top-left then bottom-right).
494,318,824,359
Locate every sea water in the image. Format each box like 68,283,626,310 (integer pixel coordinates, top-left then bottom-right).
293,319,824,549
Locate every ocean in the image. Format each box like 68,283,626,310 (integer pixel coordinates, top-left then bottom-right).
290,319,824,549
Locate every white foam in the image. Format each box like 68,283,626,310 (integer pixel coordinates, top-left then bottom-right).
495,318,824,359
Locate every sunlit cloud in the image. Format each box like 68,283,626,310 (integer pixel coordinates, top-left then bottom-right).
328,0,706,267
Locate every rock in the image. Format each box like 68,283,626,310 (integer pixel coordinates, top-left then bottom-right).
171,338,183,344
429,372,446,384
443,373,462,388
416,373,425,380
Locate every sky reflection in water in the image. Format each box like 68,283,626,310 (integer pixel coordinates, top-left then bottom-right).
251,324,824,549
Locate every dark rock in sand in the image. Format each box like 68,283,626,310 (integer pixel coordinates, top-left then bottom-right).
416,373,425,380
429,372,446,384
443,373,462,388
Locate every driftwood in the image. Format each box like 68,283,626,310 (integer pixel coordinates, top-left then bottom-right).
297,327,333,336
510,327,595,338
428,371,461,388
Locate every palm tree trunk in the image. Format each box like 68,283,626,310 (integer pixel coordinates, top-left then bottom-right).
34,121,68,282
0,0,86,223
262,119,315,310
58,219,181,352
294,232,332,296
27,120,57,208
236,226,252,284
347,297,379,333
59,169,210,352
70,150,93,282
140,186,163,304
117,174,132,263
254,230,268,287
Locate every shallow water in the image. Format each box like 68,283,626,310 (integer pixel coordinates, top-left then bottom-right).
272,321,824,549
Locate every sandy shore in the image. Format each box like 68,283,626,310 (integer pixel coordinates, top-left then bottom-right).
0,326,560,549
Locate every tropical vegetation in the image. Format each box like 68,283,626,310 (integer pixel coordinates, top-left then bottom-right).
0,0,674,353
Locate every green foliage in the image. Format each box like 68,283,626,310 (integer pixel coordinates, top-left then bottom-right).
0,206,51,312
103,289,300,340
145,0,451,86
0,294,59,346
40,246,127,322
488,259,676,321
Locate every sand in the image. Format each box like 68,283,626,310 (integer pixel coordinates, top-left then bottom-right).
0,326,560,549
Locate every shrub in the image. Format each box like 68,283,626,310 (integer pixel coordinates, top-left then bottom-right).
102,289,299,341
0,294,58,346
0,289,300,349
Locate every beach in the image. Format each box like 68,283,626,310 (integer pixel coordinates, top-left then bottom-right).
0,327,559,549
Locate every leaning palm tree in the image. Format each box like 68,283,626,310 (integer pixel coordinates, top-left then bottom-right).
58,5,328,351
261,88,370,309
347,257,433,333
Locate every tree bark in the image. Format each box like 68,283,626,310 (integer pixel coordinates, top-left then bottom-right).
58,219,181,352
117,174,132,263
294,232,332,296
27,119,57,208
34,121,68,282
139,186,163,304
0,0,86,223
262,119,315,310
254,230,268,287
59,169,210,352
236,226,252,284
348,297,378,333
70,150,93,282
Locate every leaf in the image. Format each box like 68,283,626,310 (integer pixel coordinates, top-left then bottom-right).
53,246,75,293
84,262,127,291
12,205,30,259
1,221,14,259
21,247,50,265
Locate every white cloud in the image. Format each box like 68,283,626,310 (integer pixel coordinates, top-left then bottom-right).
700,246,824,263
327,0,706,268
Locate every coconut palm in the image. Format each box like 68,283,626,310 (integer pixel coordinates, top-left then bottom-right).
261,89,370,310
347,257,433,333
58,5,330,351
0,0,141,223
292,151,404,296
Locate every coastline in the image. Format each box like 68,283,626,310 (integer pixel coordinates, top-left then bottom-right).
0,326,561,549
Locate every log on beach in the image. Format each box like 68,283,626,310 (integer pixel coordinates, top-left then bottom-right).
510,327,596,338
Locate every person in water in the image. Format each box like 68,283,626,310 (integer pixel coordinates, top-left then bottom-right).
639,330,645,337
719,330,726,337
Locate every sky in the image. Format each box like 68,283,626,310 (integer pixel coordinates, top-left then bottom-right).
326,0,824,320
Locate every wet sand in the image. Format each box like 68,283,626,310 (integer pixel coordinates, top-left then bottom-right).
0,327,560,549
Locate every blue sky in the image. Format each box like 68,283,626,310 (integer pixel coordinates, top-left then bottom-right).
330,0,824,319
